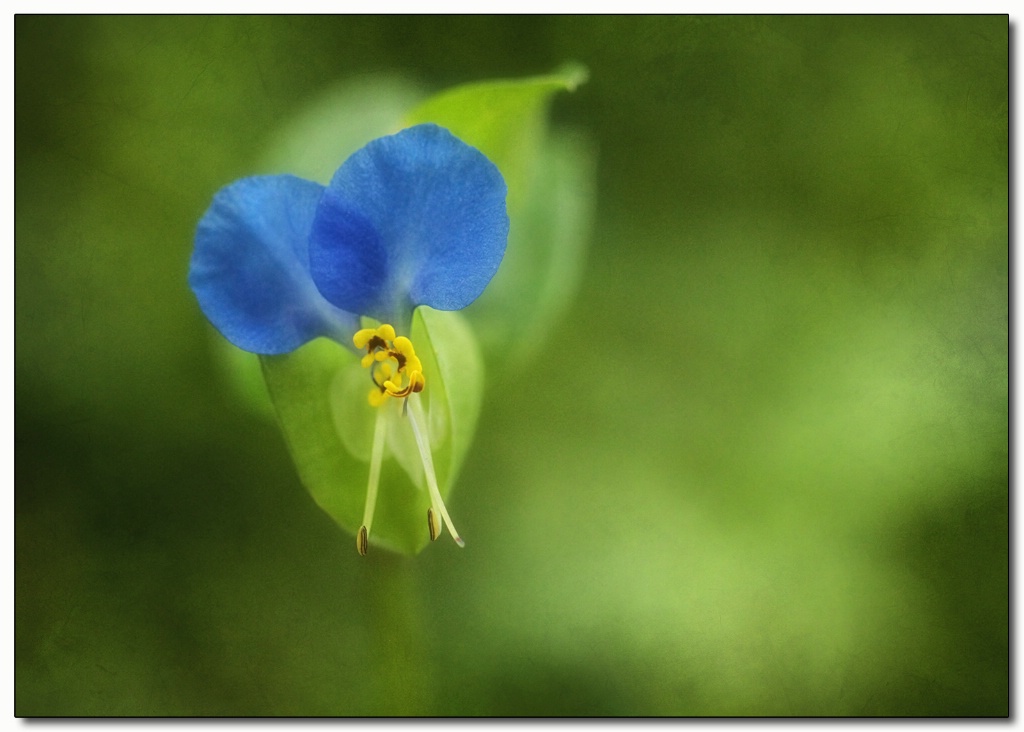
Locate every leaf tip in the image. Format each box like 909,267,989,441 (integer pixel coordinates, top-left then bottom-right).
555,61,589,91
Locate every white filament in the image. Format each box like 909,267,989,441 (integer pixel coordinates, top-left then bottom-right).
360,399,390,541
407,395,465,547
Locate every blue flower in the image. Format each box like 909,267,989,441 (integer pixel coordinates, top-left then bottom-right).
188,123,509,355
189,123,509,554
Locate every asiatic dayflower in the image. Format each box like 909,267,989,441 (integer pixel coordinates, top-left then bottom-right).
189,123,509,554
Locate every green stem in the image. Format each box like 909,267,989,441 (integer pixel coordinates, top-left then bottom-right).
353,551,435,715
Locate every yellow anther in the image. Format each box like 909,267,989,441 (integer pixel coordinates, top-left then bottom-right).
353,324,397,350
409,371,425,393
393,336,415,356
353,328,377,349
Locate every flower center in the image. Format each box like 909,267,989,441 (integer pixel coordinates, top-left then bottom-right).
353,324,426,407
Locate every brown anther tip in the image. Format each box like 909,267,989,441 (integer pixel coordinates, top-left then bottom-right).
427,509,439,541
357,525,369,556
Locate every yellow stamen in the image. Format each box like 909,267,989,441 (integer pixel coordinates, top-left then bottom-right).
353,323,428,407
353,328,376,349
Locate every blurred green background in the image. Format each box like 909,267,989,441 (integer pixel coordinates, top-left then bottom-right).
15,15,1007,716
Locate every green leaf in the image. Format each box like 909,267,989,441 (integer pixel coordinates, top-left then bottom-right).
259,307,483,556
414,305,484,488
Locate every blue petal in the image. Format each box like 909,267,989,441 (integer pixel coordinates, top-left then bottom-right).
308,124,509,324
189,175,359,354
